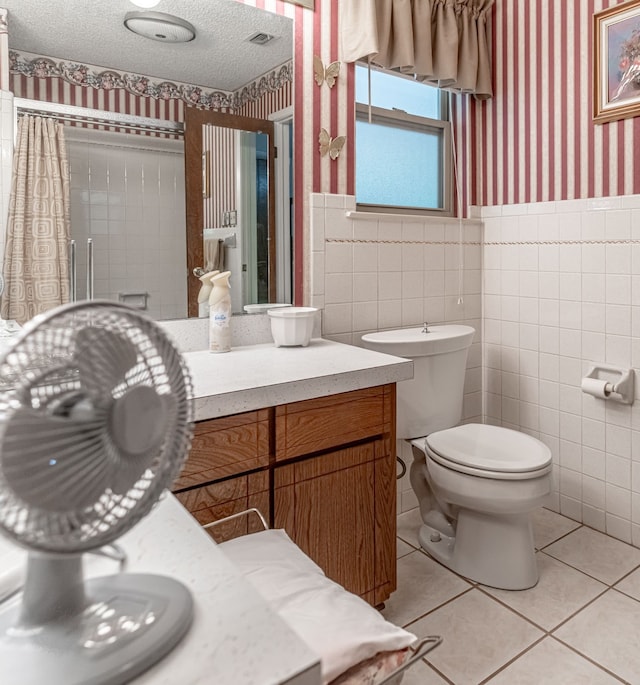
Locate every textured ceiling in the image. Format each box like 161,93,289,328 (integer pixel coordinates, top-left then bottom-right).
4,0,293,92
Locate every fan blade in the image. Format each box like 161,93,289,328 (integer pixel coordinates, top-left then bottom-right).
108,389,177,495
0,406,109,513
73,327,139,396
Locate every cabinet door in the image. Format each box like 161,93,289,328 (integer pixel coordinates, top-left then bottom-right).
274,442,377,597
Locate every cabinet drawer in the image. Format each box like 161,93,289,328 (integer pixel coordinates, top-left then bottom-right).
174,410,270,489
175,472,269,543
175,471,268,511
275,386,389,461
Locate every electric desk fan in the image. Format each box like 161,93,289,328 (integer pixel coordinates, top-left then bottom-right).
0,301,194,685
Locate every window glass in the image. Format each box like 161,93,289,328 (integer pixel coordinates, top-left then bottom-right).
355,64,441,119
355,119,442,209
354,64,450,214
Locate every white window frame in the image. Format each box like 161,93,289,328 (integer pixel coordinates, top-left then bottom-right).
355,69,453,217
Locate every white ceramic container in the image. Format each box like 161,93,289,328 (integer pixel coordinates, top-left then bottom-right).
268,307,318,347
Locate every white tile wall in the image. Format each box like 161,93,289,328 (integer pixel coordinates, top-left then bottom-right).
481,195,640,548
66,129,186,320
309,193,483,512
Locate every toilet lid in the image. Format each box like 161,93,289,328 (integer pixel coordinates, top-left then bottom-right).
425,424,552,474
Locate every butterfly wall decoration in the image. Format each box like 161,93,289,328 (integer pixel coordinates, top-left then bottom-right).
318,128,346,160
313,55,341,89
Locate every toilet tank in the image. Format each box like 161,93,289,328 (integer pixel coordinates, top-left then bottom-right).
361,325,475,439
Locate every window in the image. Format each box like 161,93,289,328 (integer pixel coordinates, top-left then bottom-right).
355,64,452,215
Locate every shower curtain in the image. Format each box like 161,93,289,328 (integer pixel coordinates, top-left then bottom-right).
0,115,70,325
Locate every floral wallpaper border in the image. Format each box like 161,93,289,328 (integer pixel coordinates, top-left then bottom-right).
9,50,293,112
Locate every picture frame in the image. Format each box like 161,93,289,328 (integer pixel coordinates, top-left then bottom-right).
594,0,640,123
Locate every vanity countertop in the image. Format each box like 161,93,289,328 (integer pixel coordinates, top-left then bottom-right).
184,338,413,421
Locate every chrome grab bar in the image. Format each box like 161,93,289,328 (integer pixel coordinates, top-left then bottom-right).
69,239,76,302
86,238,94,300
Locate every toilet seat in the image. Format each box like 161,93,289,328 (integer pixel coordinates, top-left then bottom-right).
424,424,552,481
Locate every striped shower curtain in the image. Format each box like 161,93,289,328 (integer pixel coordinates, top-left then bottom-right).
0,115,70,325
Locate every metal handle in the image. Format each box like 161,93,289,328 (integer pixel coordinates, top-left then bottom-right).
69,239,77,302
376,636,443,685
86,238,94,300
202,507,269,533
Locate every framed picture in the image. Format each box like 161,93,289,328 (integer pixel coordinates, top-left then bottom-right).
594,0,640,123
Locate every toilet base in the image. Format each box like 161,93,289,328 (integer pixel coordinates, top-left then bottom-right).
417,508,539,590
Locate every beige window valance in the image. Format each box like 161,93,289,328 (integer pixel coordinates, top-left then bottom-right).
340,0,494,99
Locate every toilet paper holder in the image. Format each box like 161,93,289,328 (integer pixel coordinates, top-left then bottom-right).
581,365,635,405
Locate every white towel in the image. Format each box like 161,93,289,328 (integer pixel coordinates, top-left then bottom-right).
204,238,225,273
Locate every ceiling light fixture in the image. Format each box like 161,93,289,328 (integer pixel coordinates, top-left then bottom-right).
124,11,196,43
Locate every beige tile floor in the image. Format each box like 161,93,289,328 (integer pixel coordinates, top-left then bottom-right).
385,508,640,685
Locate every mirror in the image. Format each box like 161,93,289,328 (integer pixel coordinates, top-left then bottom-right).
3,0,294,320
184,108,283,316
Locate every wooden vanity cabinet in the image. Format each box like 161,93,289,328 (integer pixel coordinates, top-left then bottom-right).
172,384,397,604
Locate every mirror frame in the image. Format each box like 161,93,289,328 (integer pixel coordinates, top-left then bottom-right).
184,106,276,317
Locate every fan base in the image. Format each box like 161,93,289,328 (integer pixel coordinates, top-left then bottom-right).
0,572,193,685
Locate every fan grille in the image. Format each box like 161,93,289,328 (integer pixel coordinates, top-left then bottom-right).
0,301,194,553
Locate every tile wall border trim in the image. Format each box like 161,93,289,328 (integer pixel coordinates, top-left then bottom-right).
326,238,640,246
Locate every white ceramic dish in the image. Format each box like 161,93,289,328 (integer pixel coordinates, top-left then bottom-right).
268,307,318,347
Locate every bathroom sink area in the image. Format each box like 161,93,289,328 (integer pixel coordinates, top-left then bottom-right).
182,338,413,421
361,325,475,358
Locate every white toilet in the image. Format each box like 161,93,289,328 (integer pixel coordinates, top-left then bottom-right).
362,325,552,590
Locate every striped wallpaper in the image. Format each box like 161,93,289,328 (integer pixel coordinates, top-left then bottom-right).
235,74,292,118
471,0,640,208
203,126,236,230
11,66,187,127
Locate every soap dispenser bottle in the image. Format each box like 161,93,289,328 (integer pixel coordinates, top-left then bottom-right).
209,270,232,353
